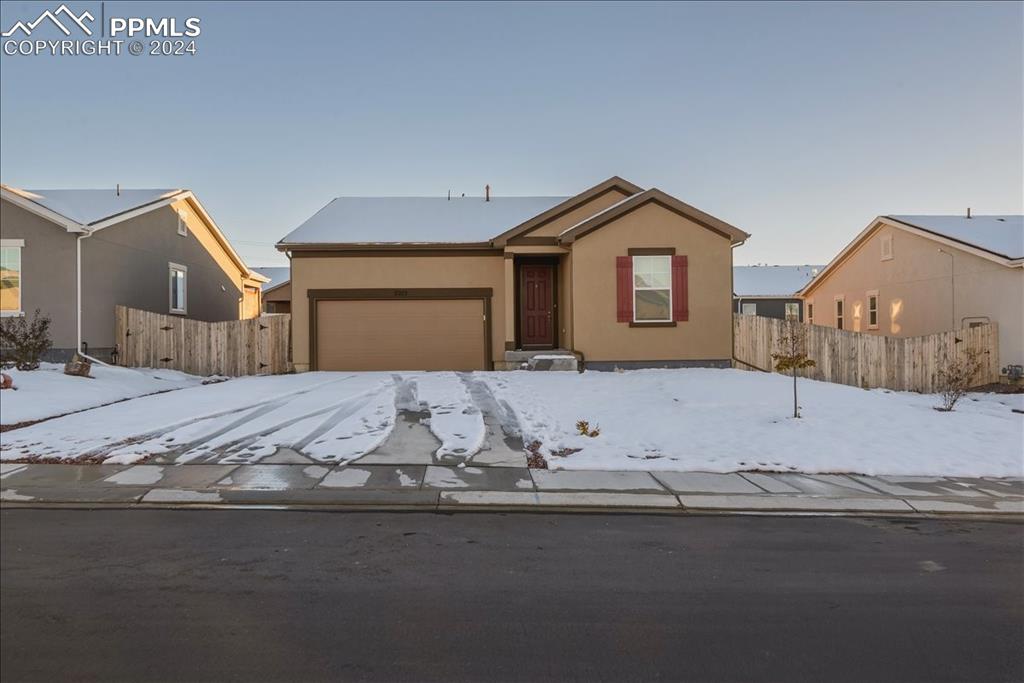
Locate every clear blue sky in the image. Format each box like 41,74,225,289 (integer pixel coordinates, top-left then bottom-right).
2,1,1021,267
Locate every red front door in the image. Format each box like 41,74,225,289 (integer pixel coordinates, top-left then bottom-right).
519,264,555,348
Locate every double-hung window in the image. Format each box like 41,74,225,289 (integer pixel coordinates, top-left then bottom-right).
835,297,845,330
867,291,879,329
169,263,187,314
0,239,24,316
632,255,672,322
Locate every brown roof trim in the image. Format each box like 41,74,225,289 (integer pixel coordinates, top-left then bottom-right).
507,236,560,246
490,176,644,247
290,247,501,258
558,189,750,246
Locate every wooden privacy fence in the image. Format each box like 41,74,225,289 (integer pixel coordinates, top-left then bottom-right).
115,306,291,376
733,314,999,393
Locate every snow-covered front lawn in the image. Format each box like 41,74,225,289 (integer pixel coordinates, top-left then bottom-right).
0,367,1020,477
481,369,1024,477
0,363,203,426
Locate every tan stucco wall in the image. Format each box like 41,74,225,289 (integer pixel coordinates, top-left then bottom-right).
290,254,505,371
804,223,1024,369
264,282,291,303
524,189,632,238
570,202,734,362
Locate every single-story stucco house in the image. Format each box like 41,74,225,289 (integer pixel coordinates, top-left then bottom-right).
799,213,1023,373
253,266,291,314
0,185,267,362
733,265,823,321
276,177,750,372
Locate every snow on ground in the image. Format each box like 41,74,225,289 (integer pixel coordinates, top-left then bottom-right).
481,369,1024,477
402,372,485,458
0,363,202,426
0,373,395,464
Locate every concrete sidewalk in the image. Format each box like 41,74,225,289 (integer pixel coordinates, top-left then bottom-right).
2,462,1022,516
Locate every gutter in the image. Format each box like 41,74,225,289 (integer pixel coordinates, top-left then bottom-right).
75,229,108,367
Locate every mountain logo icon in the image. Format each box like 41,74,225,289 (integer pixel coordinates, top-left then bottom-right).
2,4,95,37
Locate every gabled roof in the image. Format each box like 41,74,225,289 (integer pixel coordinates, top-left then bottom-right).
733,265,824,297
1,187,183,226
886,215,1022,260
800,214,1024,297
253,267,290,292
557,188,750,245
490,176,643,246
1,184,266,281
278,196,569,248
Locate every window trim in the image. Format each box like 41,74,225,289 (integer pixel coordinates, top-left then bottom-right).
0,239,25,317
866,290,879,329
784,302,800,320
168,262,188,315
631,254,673,324
740,302,758,316
880,234,893,261
177,208,189,237
834,295,845,330
806,299,814,325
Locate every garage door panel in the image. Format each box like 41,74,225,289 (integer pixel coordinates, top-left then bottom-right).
317,299,486,371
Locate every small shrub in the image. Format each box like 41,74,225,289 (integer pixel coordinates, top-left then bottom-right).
0,309,52,371
575,419,600,437
936,351,983,412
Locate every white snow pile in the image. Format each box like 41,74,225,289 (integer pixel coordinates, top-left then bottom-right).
481,369,1024,477
0,363,202,426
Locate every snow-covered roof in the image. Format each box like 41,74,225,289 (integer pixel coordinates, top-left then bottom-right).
733,265,825,297
279,196,570,245
7,187,183,226
252,267,289,292
887,215,1023,260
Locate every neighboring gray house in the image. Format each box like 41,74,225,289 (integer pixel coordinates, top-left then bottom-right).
733,265,823,321
0,185,267,362
253,266,291,314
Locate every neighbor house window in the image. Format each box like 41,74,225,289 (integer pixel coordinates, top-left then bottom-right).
169,263,187,314
835,297,844,330
785,302,800,320
806,301,814,324
0,239,24,316
867,291,878,329
741,302,757,316
177,209,188,236
632,255,672,322
881,234,893,261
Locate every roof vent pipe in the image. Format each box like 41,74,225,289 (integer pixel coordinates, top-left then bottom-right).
116,183,120,197
966,207,971,219
447,189,451,201
485,184,490,202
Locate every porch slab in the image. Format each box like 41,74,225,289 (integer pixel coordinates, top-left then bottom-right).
422,465,534,491
214,464,331,490
531,470,664,492
319,465,425,489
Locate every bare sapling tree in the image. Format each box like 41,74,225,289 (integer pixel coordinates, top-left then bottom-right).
935,350,982,412
771,318,816,418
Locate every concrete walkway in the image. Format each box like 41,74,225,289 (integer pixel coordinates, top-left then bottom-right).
2,461,1021,516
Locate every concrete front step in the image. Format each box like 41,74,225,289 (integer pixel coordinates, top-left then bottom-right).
500,348,580,371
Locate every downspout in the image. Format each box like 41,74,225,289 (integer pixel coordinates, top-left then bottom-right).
730,239,746,369
76,229,108,366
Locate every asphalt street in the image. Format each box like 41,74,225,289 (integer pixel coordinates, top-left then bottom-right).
1,510,1022,683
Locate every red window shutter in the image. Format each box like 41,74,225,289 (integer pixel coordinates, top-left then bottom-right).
616,256,632,322
672,255,688,322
